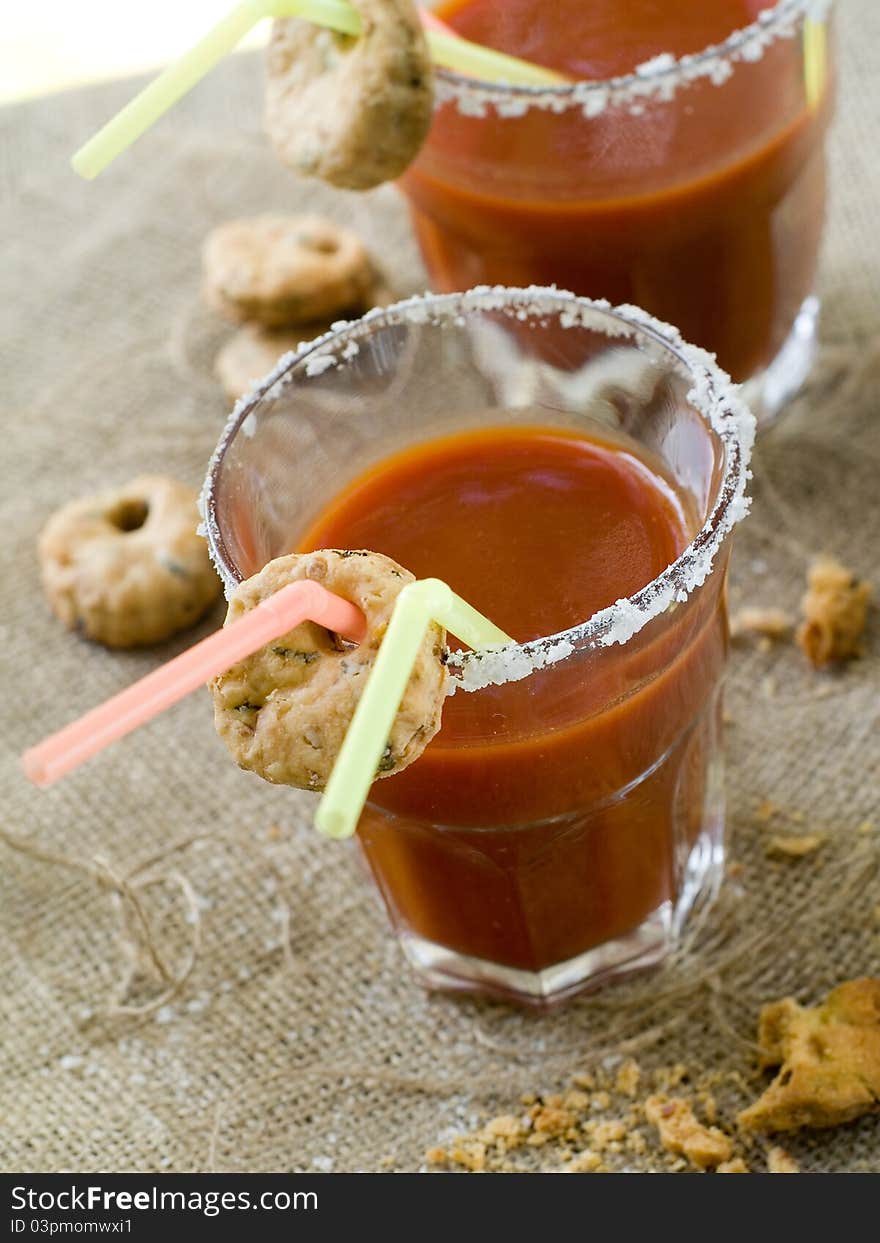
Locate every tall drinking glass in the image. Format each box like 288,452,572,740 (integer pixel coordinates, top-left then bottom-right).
202,288,754,1007
400,0,835,424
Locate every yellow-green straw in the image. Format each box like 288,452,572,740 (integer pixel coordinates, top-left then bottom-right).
803,16,828,111
315,578,512,840
71,0,566,181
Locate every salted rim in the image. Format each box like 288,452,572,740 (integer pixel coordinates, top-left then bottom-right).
432,0,830,117
200,286,755,694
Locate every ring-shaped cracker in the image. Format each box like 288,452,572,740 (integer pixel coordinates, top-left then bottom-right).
265,0,434,191
39,476,221,648
202,214,374,328
211,550,447,790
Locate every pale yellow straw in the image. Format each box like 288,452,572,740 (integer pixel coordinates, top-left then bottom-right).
315,578,511,840
803,16,828,111
71,0,567,180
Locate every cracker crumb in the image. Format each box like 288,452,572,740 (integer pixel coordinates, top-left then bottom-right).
858,820,875,836
645,1095,733,1169
755,799,780,824
767,1146,800,1173
653,1063,689,1090
738,978,880,1133
484,1114,524,1141
531,1104,575,1136
570,1071,595,1091
717,1158,750,1173
730,607,792,641
445,1140,486,1172
590,1090,611,1111
766,833,826,859
564,1150,603,1173
584,1119,627,1152
615,1059,641,1097
796,556,871,668
698,1091,718,1124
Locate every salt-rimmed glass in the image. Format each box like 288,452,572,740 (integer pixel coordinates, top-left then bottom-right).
202,287,754,1008
402,0,835,425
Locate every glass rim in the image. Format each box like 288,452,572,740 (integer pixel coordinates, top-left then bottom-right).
432,0,826,114
200,287,755,691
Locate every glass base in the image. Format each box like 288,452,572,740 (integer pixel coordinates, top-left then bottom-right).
397,825,725,1011
744,295,820,430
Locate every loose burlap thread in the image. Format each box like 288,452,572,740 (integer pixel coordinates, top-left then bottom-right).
1,5,878,1173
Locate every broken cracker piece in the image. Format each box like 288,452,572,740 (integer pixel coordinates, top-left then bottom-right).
564,1150,603,1173
615,1059,641,1098
796,556,871,668
766,833,826,859
644,1095,733,1169
767,1146,800,1173
738,978,880,1133
730,607,792,642
717,1158,750,1173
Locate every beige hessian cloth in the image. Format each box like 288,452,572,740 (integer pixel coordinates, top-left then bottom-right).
1,7,878,1174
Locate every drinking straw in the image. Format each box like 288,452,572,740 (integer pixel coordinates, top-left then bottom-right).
315,577,512,841
71,0,568,181
803,17,828,111
21,579,366,787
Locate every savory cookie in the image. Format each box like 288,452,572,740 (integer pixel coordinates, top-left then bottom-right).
211,550,447,789
39,476,221,648
265,0,433,190
202,214,374,328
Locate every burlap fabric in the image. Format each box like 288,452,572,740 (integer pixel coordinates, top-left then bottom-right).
1,6,878,1174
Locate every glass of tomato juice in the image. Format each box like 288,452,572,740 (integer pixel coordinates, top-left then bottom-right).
402,0,835,425
202,287,754,1008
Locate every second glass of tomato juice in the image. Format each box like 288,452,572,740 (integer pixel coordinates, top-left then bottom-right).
203,288,754,1007
402,0,834,424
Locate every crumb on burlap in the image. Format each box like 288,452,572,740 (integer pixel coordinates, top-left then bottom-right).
730,607,792,642
564,1150,605,1173
426,1068,647,1172
858,820,875,836
766,833,826,859
796,556,871,668
717,1157,750,1173
755,799,780,824
652,1063,689,1090
767,1146,800,1173
584,1119,627,1152
426,1061,756,1174
615,1059,641,1097
698,1090,718,1124
644,1095,733,1169
738,978,880,1133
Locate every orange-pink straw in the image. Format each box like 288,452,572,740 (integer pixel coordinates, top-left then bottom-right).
21,580,366,787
